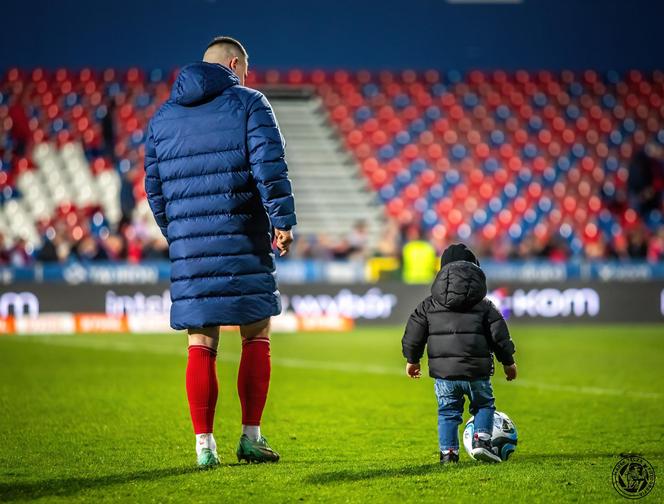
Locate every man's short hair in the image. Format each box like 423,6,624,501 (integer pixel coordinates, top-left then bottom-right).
206,36,248,60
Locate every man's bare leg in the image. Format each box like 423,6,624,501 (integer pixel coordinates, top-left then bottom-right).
186,326,220,467
239,318,271,342
188,325,220,350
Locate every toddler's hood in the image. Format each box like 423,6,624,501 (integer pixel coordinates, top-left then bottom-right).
431,260,487,311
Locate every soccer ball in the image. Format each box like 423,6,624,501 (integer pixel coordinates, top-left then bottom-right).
463,411,518,461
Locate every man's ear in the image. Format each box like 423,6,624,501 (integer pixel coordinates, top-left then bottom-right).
229,57,238,70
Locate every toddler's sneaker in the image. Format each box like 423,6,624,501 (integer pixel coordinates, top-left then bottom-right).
471,435,501,463
440,450,459,464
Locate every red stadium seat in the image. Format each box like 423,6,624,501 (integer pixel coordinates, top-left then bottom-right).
2,67,663,258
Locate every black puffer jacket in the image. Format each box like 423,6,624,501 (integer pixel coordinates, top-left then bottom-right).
401,260,515,380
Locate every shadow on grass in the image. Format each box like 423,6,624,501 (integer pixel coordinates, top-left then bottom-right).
305,451,664,485
515,451,664,461
0,466,200,501
305,462,474,485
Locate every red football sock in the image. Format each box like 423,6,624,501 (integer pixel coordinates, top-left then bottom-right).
237,338,271,426
186,345,218,434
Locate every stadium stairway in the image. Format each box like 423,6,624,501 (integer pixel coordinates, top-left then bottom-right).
269,92,384,247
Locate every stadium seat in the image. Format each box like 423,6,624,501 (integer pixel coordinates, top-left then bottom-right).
1,68,663,258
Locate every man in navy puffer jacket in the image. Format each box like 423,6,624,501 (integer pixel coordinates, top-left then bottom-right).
144,36,296,467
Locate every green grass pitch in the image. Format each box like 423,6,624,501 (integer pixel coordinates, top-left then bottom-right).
1,325,663,503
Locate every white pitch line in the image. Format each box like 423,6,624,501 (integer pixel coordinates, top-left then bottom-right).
508,379,662,400
9,336,662,400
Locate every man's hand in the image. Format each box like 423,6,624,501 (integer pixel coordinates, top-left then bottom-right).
406,362,421,379
274,229,293,257
504,363,517,381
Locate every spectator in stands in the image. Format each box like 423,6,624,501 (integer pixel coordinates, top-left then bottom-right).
346,220,369,259
100,234,126,261
647,227,664,263
401,227,437,284
430,231,449,258
318,234,338,259
376,220,401,258
584,237,606,261
628,143,664,217
119,167,139,226
7,95,30,156
490,236,516,262
542,237,569,263
472,237,493,261
9,238,33,266
0,234,10,265
142,236,169,260
330,237,353,260
123,225,143,263
102,97,117,162
607,233,628,260
513,235,536,260
37,230,59,262
37,227,74,263
626,227,648,258
325,221,369,260
291,234,324,259
75,236,108,262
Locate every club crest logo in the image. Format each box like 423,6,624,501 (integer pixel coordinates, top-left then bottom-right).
612,455,655,499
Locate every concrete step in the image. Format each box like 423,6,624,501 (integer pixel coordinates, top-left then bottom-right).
271,95,384,247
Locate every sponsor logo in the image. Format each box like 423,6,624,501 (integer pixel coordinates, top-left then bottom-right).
483,263,568,282
488,288,600,319
298,315,354,332
103,288,384,324
75,314,128,333
64,264,161,285
62,263,88,285
597,264,653,281
14,313,75,334
105,290,171,316
126,314,172,333
282,288,398,320
0,292,39,318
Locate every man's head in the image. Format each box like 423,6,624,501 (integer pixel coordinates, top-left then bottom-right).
203,36,248,85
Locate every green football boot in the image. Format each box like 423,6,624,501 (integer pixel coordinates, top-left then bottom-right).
236,434,280,463
197,448,221,468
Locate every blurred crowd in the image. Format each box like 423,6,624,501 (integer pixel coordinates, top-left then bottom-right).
286,217,664,264
1,213,664,268
1,104,662,266
0,220,169,267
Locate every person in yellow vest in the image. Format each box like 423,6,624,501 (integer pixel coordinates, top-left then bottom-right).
402,229,438,284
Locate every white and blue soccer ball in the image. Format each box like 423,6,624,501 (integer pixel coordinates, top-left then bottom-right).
463,411,518,461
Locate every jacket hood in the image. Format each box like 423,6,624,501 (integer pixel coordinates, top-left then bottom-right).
171,62,239,105
431,260,487,311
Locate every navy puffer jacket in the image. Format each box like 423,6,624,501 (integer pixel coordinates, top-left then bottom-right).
144,62,296,329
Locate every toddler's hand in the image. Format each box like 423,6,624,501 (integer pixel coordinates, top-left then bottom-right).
406,362,421,379
504,363,517,381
